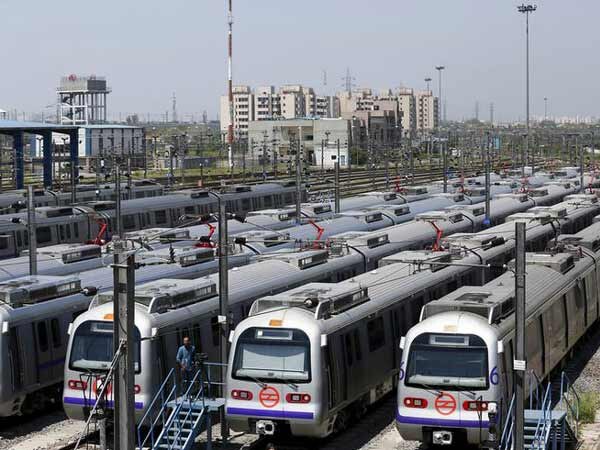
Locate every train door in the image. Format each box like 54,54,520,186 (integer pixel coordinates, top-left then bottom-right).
33,320,52,384
49,318,64,380
8,327,22,393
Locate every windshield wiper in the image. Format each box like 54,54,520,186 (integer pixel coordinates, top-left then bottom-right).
276,377,298,390
241,373,267,389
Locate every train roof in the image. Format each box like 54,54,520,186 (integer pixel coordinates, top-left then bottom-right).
420,252,587,332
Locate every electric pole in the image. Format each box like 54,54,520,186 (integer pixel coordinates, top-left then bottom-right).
27,185,37,275
334,158,340,214
217,195,230,441
295,135,302,225
115,162,122,238
112,237,135,450
514,222,526,450
485,132,491,226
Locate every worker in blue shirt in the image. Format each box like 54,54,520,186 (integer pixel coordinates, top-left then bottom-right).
176,336,196,390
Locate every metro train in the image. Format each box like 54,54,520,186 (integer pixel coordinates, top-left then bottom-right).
60,195,599,422
396,232,600,446
0,189,468,281
0,182,304,259
0,180,164,214
223,198,600,439
0,179,587,417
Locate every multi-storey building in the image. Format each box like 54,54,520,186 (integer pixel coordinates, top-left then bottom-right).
415,90,439,132
220,85,338,140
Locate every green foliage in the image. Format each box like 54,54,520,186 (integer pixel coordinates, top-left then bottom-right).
578,391,599,424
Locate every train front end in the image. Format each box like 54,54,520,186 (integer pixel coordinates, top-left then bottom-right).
396,312,500,447
226,310,328,438
63,304,152,422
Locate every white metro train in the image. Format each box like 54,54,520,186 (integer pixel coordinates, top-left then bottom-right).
223,201,600,438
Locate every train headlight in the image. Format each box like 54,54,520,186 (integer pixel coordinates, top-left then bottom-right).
403,397,428,409
286,393,311,404
231,390,253,401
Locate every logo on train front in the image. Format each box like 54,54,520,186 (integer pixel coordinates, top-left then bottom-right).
259,386,280,408
434,392,456,416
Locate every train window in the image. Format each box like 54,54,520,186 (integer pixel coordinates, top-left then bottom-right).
285,193,294,204
37,227,52,244
344,333,354,366
59,225,65,241
353,329,362,361
155,210,167,225
241,198,251,210
123,215,136,230
50,318,61,348
367,317,386,352
37,322,49,353
23,231,28,246
66,224,72,239
0,236,8,250
185,206,195,215
74,222,79,238
264,196,273,208
16,232,22,248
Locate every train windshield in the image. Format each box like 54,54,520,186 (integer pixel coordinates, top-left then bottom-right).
232,327,311,383
406,333,488,390
69,321,141,373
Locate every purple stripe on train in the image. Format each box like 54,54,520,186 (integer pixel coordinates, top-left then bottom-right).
64,396,144,410
396,411,489,428
227,407,314,420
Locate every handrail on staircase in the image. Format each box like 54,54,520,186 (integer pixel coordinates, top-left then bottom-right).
532,382,552,450
560,371,580,439
158,368,206,450
500,394,515,450
202,362,227,398
137,368,177,450
529,369,542,410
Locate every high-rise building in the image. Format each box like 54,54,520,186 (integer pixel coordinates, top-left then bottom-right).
220,84,339,140
415,90,439,132
396,88,417,137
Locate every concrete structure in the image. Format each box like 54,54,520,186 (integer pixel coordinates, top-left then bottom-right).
397,88,417,137
247,118,350,168
220,85,339,140
58,75,110,125
415,90,439,132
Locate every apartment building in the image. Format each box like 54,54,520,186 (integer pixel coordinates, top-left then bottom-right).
415,90,439,132
220,85,339,139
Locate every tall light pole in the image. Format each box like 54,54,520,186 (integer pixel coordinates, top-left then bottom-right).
226,0,234,171
543,96,548,121
435,66,445,128
518,3,537,177
424,77,432,92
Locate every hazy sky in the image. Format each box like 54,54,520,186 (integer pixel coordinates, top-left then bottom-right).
1,0,598,122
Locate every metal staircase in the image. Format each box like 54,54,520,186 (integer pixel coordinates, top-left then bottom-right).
137,363,226,450
500,371,578,450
